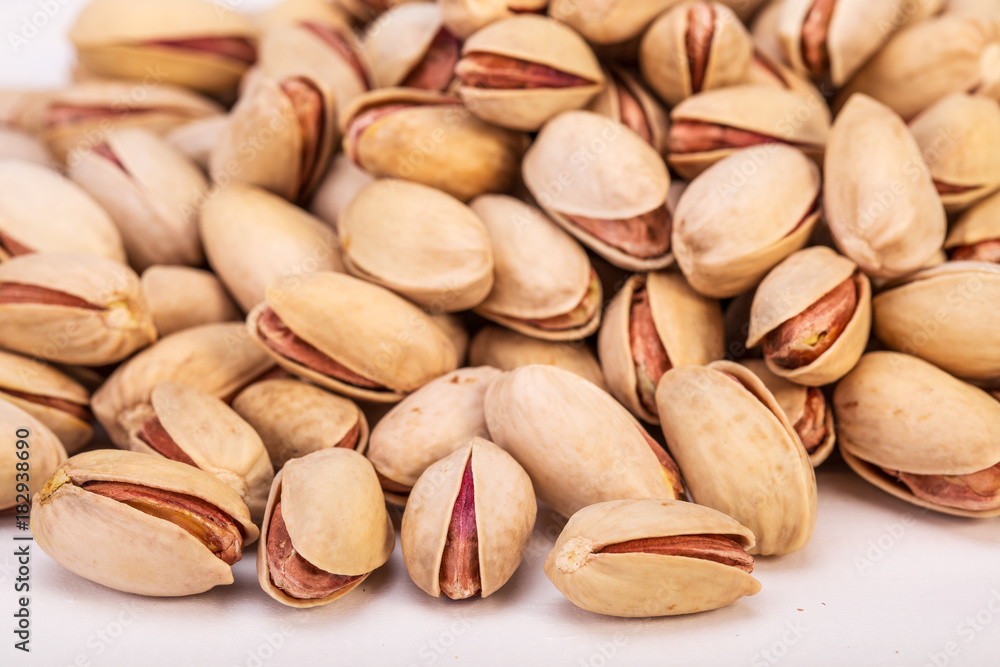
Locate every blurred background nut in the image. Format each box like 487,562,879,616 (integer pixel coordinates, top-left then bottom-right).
946,190,1000,263
363,3,460,91
1,398,67,511
0,128,53,166
587,67,670,157
164,115,229,171
332,0,424,23
468,326,606,390
441,0,548,40
307,153,375,228
547,0,682,46
141,266,241,337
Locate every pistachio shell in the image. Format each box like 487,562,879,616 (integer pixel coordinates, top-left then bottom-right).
333,0,424,23
165,115,228,170
441,0,548,39
746,50,828,109
429,312,469,365
750,0,785,63
1,398,67,511
308,153,374,228
338,179,495,311
586,67,671,157
259,0,353,30
547,0,684,45
363,3,455,89
0,128,53,166
946,190,1000,251
468,326,607,390
655,361,817,555
141,266,241,336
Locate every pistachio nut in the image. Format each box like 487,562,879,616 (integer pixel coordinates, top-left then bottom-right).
722,288,758,362
746,49,828,110
232,378,367,469
0,127,53,166
248,272,459,403
32,450,258,596
739,359,835,466
257,448,394,607
0,252,156,365
673,145,820,298
200,184,344,313
0,89,51,134
946,0,1000,16
544,499,761,617
164,115,229,171
471,195,602,340
484,365,684,518
68,0,258,98
307,152,375,228
455,15,606,132
872,262,1000,382
1,398,67,511
367,366,500,504
599,271,724,424
640,2,754,107
655,360,817,555
946,190,1000,263
586,67,670,157
746,246,871,386
92,322,275,447
338,179,495,311
429,312,470,365
69,129,207,271
0,350,92,454
258,0,354,29
668,84,830,180
0,161,125,263
363,3,460,91
340,88,527,202
523,111,673,271
468,325,607,390
441,0,548,40
141,266,241,337
402,437,535,599
547,0,684,46
333,0,424,23
824,94,947,279
750,0,785,63
835,352,1000,517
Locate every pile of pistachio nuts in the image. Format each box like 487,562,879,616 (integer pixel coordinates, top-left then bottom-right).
2,0,1000,617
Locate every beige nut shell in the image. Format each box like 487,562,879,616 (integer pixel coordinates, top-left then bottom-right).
441,0,548,40
468,326,607,390
946,190,1000,249
586,68,671,157
0,129,53,166
1,398,67,511
141,266,241,337
548,0,680,46
363,3,448,88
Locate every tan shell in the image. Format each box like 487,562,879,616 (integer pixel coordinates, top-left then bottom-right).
544,499,761,617
401,437,536,597
750,0,785,63
308,153,374,228
457,16,606,131
586,67,671,157
338,179,495,311
747,246,871,385
257,448,394,607
834,352,1000,518
200,184,344,313
0,128,53,166
873,262,1000,381
1,398,67,511
333,0,424,23
441,0,548,39
640,2,753,106
946,189,1000,250
547,0,684,46
599,271,724,424
0,350,92,454
0,161,124,262
248,272,459,402
164,115,228,171
367,366,500,504
825,94,947,280
232,378,368,470
0,253,157,365
946,0,1000,15
0,89,52,134
363,3,451,88
468,326,607,390
258,0,353,30
141,266,241,337
91,322,275,448
655,361,817,555
429,312,470,365
484,365,682,518
746,50,828,110
673,146,820,298
32,450,257,596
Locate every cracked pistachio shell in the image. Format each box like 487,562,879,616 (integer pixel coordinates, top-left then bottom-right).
587,68,670,157
92,323,275,448
258,0,353,29
367,367,500,504
308,153,375,228
747,246,871,386
0,253,156,365
333,0,424,23
673,146,820,298
32,450,258,596
544,499,760,617
141,266,241,337
457,16,605,131
523,111,672,271
655,361,817,555
873,262,1000,381
910,93,1000,213
200,184,344,313
402,437,536,598
0,350,92,454
0,161,125,263
441,0,548,39
232,378,368,470
471,195,602,341
946,190,1000,254
834,352,1000,518
484,365,682,518
257,448,394,607
746,50,828,110
362,3,456,89
1,398,67,511
751,0,784,63
640,2,753,107
599,271,724,424
69,129,207,271
338,179,495,311
0,128,53,166
468,326,606,390
825,94,947,279
340,88,527,202
165,115,229,170
248,272,459,402
548,0,684,45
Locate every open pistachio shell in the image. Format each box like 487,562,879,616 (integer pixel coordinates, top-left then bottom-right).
363,3,459,90
586,67,670,157
33,450,258,596
165,115,228,171
200,184,344,313
258,0,353,29
441,0,548,39
308,153,374,228
484,365,683,518
655,361,817,555
402,437,536,598
750,0,785,63
599,271,724,424
1,398,67,511
746,49,828,109
544,499,761,618
0,128,53,166
333,0,424,23
338,179,495,311
141,266,241,337
547,0,684,46
471,195,602,341
468,326,607,390
0,161,125,263
367,366,500,504
946,190,1000,263
873,262,1000,382
257,448,394,607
